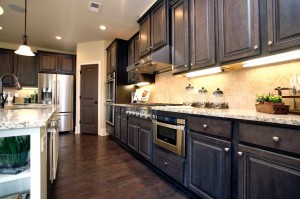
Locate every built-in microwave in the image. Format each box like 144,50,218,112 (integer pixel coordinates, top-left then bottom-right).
153,115,186,157
106,72,115,102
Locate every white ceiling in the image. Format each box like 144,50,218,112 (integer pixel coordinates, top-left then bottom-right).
0,0,155,52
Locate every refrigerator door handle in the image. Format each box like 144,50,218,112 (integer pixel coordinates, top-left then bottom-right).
57,80,60,106
53,79,56,105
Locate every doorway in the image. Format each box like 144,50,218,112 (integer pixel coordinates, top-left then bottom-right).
80,64,98,134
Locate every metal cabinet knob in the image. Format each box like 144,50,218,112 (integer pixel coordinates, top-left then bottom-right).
190,63,193,66
268,41,273,46
253,45,258,50
272,136,280,142
237,152,243,156
224,148,230,152
149,46,152,49
164,162,168,166
203,124,208,128
184,65,188,67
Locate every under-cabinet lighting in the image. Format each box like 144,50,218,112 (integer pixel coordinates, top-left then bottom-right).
185,67,223,78
55,36,62,40
99,25,107,30
243,49,300,68
0,26,3,30
137,82,150,87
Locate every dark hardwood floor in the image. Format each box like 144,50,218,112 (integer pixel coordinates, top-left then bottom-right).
50,133,191,199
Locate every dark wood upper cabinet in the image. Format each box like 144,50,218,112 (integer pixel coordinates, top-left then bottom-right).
128,39,135,66
138,0,169,58
218,0,260,63
14,54,37,87
139,15,151,57
238,144,300,199
0,49,14,87
171,0,189,74
267,0,300,52
38,51,76,74
190,0,216,70
134,35,140,62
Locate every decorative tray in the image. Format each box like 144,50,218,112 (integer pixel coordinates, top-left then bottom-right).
255,103,290,114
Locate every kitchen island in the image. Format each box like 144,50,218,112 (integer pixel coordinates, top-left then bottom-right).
0,105,57,199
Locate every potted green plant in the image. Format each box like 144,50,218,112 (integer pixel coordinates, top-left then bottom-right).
0,136,30,174
268,94,284,105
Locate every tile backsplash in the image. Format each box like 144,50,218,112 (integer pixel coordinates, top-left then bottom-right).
143,60,300,110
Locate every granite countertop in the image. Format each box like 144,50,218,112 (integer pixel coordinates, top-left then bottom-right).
151,106,300,126
0,104,57,130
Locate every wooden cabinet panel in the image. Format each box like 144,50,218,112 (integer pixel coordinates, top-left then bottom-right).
151,0,167,51
138,119,152,162
188,116,232,139
239,123,300,154
114,113,121,139
0,49,14,87
110,42,117,73
120,114,128,144
107,48,112,75
171,0,189,73
139,15,151,57
267,0,300,52
190,0,216,69
134,35,140,62
128,117,139,152
60,55,75,74
218,0,260,63
238,144,300,199
153,146,185,184
39,52,58,73
187,132,231,199
14,55,37,87
128,39,135,66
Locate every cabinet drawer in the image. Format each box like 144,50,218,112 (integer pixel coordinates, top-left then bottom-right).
114,106,121,113
153,147,185,184
121,107,127,115
188,116,232,139
239,123,300,154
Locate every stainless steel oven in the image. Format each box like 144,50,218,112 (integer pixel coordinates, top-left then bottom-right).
106,72,115,102
153,115,186,157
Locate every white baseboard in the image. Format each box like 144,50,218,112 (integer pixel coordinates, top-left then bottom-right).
99,128,109,136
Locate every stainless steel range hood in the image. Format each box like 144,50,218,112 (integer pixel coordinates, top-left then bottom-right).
126,45,172,74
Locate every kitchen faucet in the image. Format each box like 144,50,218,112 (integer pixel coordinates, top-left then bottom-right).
0,73,22,108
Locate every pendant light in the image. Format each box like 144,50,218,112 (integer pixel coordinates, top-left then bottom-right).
15,0,35,56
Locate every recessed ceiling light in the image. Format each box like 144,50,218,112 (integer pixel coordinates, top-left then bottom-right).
0,26,4,30
55,36,62,40
0,6,4,15
99,25,107,30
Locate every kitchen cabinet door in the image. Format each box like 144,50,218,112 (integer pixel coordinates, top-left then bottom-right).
138,119,153,162
120,114,128,144
267,0,300,52
39,52,58,73
59,55,76,74
128,117,139,152
151,0,167,51
171,0,189,74
218,0,260,63
14,54,37,87
187,131,231,199
134,35,140,62
114,113,121,139
0,49,14,87
139,15,151,58
110,42,117,73
128,39,135,66
238,144,300,199
190,0,216,69
107,47,112,75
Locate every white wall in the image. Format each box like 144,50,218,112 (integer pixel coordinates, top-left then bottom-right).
76,40,111,136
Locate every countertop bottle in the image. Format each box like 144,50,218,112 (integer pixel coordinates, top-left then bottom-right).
183,84,194,106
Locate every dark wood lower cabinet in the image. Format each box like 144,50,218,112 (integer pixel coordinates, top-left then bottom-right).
120,114,128,144
238,144,300,199
138,119,152,162
114,113,121,139
187,131,231,199
128,117,139,152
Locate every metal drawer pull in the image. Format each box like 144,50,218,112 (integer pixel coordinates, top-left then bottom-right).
164,162,168,166
272,136,280,142
224,148,230,152
203,124,208,128
237,152,243,156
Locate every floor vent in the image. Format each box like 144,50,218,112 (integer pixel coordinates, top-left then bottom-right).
88,1,102,13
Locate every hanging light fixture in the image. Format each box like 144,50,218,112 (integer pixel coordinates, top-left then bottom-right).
15,0,35,56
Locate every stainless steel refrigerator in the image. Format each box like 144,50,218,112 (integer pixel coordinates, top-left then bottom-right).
38,73,74,132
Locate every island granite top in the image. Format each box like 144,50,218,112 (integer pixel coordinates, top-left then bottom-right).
0,104,57,130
